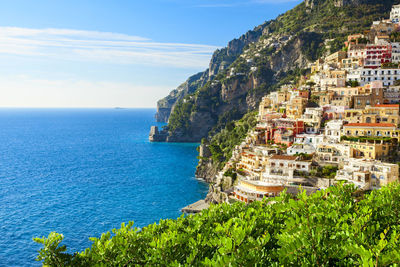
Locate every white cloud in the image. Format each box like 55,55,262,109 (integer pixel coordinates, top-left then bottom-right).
0,75,167,108
0,27,219,68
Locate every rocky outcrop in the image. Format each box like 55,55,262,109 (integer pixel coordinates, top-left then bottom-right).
155,71,208,122
154,23,268,123
149,126,168,142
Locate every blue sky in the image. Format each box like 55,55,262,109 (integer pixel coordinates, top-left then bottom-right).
0,0,302,107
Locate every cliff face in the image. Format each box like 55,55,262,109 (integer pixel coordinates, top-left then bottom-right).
155,71,208,122
155,0,397,141
154,24,267,123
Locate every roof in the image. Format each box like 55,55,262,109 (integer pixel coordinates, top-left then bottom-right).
344,123,396,128
270,155,297,161
374,104,399,108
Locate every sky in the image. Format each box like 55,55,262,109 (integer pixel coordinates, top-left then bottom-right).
0,0,302,108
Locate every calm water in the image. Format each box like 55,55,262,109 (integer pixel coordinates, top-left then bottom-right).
0,108,208,266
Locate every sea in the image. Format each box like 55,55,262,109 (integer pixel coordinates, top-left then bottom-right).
0,108,209,266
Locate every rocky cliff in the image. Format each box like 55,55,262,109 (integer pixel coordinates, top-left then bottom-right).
155,24,267,123
154,0,397,141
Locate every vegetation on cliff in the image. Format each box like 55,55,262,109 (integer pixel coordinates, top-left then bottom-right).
207,111,257,168
163,0,399,143
35,183,400,266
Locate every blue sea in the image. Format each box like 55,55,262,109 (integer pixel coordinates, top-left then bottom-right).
0,108,208,266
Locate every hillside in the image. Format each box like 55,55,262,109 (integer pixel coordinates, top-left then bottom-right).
153,0,398,142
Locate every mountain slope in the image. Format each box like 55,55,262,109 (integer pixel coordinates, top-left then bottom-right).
155,24,267,122
155,0,399,142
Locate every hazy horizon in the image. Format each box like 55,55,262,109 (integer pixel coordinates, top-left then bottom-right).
0,0,302,108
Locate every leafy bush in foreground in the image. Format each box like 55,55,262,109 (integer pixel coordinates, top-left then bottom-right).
34,183,400,266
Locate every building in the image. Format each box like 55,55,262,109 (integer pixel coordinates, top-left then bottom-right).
324,120,344,143
287,144,315,155
343,139,395,160
301,108,323,134
368,20,395,42
236,150,265,179
315,143,352,166
345,34,365,47
385,86,400,104
390,4,400,23
347,44,366,64
362,104,400,125
330,87,361,97
344,105,400,125
325,51,347,67
391,42,400,63
353,87,384,109
318,91,335,106
294,133,325,148
330,95,353,107
286,97,308,119
364,44,392,69
262,155,312,183
233,179,284,203
323,105,346,120
274,128,296,146
335,158,399,189
360,68,400,86
343,123,399,141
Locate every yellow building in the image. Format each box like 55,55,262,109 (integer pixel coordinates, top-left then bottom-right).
311,58,324,73
344,109,363,123
344,105,400,125
343,140,394,160
277,91,291,103
318,91,334,106
233,180,284,203
343,123,400,141
237,150,263,178
363,105,400,125
325,51,347,65
286,97,308,119
258,96,272,121
330,87,361,97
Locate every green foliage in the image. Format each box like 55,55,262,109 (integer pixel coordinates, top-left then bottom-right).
34,183,400,266
208,111,257,167
346,80,360,87
299,31,324,61
382,62,400,69
297,164,338,179
320,165,338,179
33,232,73,266
168,98,194,133
224,168,238,184
390,31,400,42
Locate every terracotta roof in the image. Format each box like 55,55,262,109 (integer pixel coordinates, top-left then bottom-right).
374,104,399,108
344,123,396,128
270,155,297,161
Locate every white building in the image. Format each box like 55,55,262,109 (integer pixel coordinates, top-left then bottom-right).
324,120,343,143
335,158,399,189
287,144,316,155
301,108,323,134
294,133,325,148
262,155,312,184
360,68,400,86
390,4,400,23
392,42,400,63
346,68,362,84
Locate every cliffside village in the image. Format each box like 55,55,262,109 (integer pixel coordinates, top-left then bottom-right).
226,4,400,203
